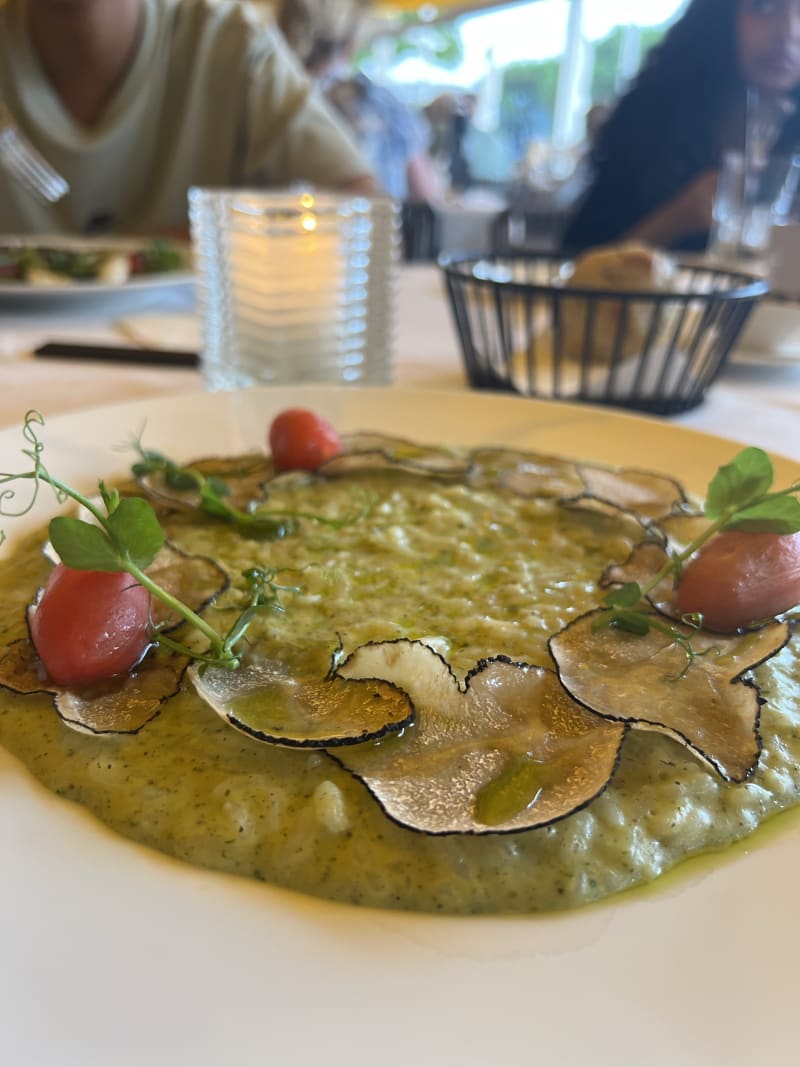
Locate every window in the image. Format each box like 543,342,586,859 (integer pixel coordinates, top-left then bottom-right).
358,0,689,190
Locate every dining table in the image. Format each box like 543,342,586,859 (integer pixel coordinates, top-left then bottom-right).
2,262,800,1067
0,262,798,459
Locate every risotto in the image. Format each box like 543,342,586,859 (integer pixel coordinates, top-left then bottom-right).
0,439,797,914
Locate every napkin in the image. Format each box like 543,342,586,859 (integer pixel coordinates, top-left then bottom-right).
116,312,201,352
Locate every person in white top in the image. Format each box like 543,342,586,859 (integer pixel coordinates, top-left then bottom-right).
0,0,378,235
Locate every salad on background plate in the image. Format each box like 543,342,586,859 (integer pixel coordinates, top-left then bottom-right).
0,235,192,294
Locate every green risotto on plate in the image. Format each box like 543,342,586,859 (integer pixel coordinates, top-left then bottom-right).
0,428,798,914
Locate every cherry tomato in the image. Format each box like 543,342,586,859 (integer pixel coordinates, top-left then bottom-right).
268,408,342,473
676,530,800,632
30,564,152,688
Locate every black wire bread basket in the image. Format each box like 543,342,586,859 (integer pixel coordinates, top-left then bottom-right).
441,252,768,415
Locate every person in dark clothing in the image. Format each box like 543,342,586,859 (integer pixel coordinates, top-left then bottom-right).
562,0,800,253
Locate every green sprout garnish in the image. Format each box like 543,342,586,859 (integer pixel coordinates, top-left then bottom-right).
593,447,800,674
131,441,371,538
0,411,293,672
131,444,295,541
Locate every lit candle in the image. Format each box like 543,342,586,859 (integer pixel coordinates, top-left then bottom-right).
226,190,346,383
190,186,394,390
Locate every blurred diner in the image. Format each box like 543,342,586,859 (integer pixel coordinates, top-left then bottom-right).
562,0,800,253
275,0,443,208
0,0,378,236
424,92,476,196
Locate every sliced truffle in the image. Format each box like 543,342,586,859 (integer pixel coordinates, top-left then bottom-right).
189,651,414,747
0,638,187,734
575,464,687,524
549,611,791,782
147,542,229,628
332,639,626,835
134,453,273,513
469,447,584,499
658,513,714,555
601,541,678,617
321,433,472,477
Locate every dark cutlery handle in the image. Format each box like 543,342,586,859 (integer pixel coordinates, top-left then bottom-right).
34,342,199,368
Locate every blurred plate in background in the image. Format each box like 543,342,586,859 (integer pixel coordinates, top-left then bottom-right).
737,297,800,361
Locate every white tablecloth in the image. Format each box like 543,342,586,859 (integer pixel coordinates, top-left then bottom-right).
0,264,798,462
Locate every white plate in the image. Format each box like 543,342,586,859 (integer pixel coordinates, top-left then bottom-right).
0,235,193,302
2,386,800,1067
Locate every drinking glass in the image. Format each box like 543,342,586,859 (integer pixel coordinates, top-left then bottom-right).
708,151,800,264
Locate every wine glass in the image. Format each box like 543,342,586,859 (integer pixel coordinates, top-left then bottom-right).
709,87,799,265
744,85,794,175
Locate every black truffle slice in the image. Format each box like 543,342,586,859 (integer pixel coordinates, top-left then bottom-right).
0,638,187,734
601,540,678,618
320,432,472,477
549,611,791,782
189,652,414,748
331,639,625,835
146,542,229,628
575,463,688,523
468,447,584,498
134,453,273,512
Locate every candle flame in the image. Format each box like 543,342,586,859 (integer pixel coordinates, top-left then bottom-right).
301,212,317,233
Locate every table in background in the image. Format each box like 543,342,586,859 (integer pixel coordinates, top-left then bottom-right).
0,265,798,463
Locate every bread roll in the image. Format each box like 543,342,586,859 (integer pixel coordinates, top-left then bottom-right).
560,244,677,364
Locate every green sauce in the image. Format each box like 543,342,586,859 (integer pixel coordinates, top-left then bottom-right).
475,753,576,826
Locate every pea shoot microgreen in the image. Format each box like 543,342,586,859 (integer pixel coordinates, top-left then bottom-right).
131,444,293,540
593,447,800,674
131,441,370,537
0,411,294,672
